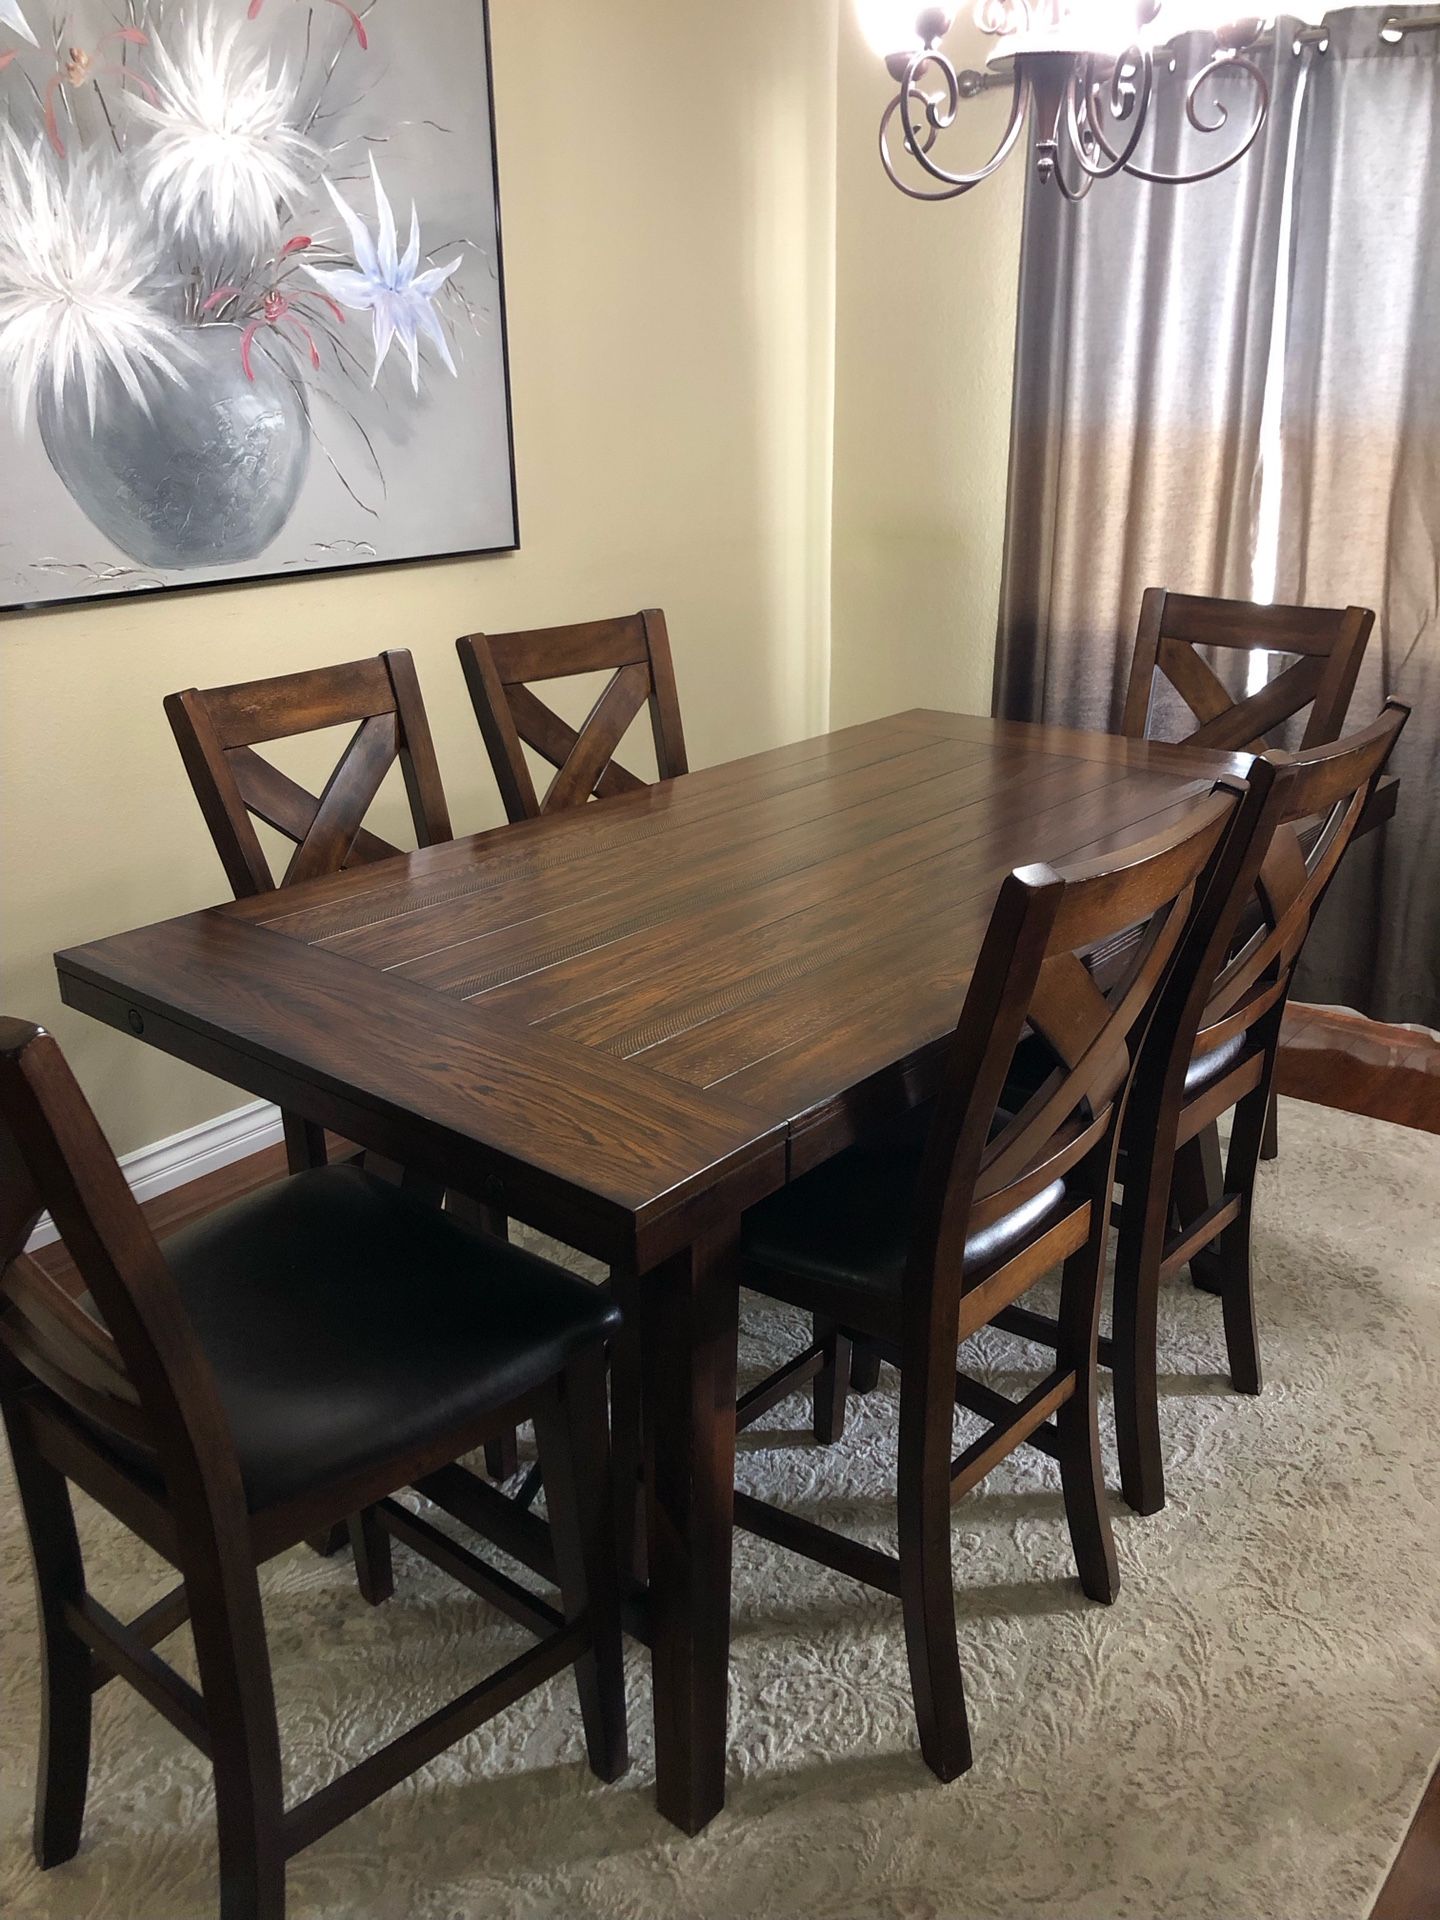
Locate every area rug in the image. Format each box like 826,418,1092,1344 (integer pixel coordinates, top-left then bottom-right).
2,1099,1437,1920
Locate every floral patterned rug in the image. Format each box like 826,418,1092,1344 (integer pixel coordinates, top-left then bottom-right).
3,1099,1437,1920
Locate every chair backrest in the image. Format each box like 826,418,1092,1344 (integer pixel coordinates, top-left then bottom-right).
907,783,1245,1329
166,651,452,899
1142,700,1410,1106
457,609,688,823
1120,588,1374,754
0,1020,225,1487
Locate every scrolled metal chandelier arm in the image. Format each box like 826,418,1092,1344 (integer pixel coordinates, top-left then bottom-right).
1112,50,1272,185
1063,49,1156,184
878,48,1029,199
864,3,1295,200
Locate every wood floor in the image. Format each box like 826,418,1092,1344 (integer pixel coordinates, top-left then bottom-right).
1372,1763,1440,1920
28,1009,1439,1913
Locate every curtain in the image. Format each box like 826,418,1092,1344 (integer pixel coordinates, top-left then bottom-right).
995,35,1305,734
1274,10,1440,1023
994,15,1440,1026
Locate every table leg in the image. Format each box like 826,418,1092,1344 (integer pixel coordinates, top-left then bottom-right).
639,1226,740,1835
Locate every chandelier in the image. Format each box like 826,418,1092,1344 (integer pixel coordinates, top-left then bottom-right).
858,1,1290,200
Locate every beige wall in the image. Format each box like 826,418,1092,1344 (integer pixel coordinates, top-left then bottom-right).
0,1,1022,1160
829,13,1022,726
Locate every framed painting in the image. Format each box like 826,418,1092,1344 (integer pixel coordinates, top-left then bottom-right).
0,0,517,611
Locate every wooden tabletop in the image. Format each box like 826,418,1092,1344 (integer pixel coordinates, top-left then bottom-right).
57,711,1248,1272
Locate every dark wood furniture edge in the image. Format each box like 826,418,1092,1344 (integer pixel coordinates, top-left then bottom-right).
1277,1004,1440,1136
1372,1759,1440,1920
54,919,788,1271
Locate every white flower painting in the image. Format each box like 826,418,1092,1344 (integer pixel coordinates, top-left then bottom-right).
0,1,516,607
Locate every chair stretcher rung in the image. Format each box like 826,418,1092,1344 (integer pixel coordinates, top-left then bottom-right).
949,1369,1074,1503
90,1580,192,1693
281,1621,586,1859
377,1498,562,1640
954,1369,1062,1461
735,1341,826,1433
1159,1195,1242,1280
415,1462,557,1585
733,1490,902,1597
67,1593,209,1757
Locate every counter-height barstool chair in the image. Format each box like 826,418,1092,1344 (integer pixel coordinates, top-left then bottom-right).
1120,589,1373,753
164,654,518,1553
457,609,688,823
0,1018,626,1920
1104,700,1410,1512
732,785,1242,1780
980,702,1409,1516
457,610,689,1546
1121,588,1374,1162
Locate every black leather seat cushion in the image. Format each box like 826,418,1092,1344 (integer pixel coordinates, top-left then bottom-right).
145,1167,618,1512
742,1110,1070,1314
1181,1029,1251,1098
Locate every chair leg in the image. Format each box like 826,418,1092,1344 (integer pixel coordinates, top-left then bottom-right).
1173,1124,1226,1294
812,1316,852,1444
2,1404,91,1868
534,1349,629,1783
896,1375,972,1782
483,1429,520,1482
1111,1139,1175,1518
186,1546,287,1920
1214,1080,1270,1397
850,1342,883,1394
1054,1244,1120,1605
1260,1089,1279,1162
347,1508,394,1607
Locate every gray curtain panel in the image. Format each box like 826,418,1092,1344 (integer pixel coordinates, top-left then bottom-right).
995,35,1305,734
995,15,1438,1026
1274,11,1439,1024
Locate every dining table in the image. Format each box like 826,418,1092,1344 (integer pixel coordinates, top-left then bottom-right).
57,706,1285,1832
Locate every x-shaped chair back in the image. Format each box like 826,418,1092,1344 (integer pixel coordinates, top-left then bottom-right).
909,783,1243,1334
166,651,452,900
458,610,688,822
0,1019,228,1519
1194,700,1410,1068
1120,588,1373,754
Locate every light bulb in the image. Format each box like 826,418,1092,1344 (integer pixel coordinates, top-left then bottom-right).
855,2,954,58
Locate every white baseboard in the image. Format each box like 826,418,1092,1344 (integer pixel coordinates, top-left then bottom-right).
26,1100,285,1253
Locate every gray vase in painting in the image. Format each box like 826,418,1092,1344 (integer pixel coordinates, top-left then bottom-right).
36,326,311,571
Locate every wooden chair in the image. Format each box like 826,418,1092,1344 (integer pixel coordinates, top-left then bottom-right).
1105,699,1411,1513
1120,589,1374,753
0,1018,626,1920
1121,589,1374,1164
988,702,1409,1518
455,611,687,1516
166,656,520,1502
731,785,1242,1780
457,610,688,822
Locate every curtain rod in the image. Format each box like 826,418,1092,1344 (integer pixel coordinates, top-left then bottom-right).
1295,10,1440,44
955,13,1440,92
